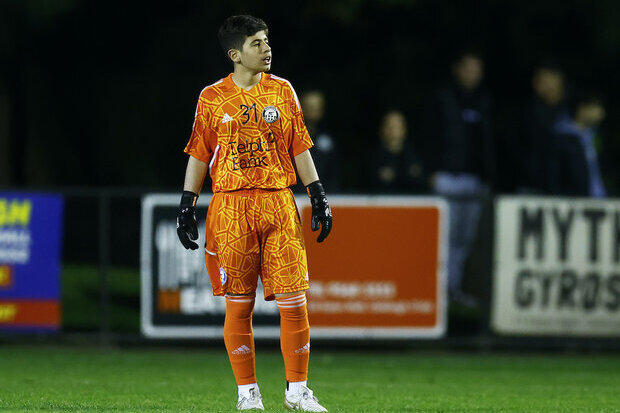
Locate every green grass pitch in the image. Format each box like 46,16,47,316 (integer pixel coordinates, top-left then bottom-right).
0,347,619,412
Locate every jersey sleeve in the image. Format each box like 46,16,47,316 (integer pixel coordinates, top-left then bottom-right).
286,83,314,157
184,94,216,164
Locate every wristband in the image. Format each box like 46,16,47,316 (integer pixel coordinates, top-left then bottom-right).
180,191,199,208
306,181,325,198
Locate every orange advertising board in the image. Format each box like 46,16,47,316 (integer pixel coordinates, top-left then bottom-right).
0,300,60,327
299,196,447,338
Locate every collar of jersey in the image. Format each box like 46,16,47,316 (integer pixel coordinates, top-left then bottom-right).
224,72,270,94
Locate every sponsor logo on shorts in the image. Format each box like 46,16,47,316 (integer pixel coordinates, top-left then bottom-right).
220,267,227,285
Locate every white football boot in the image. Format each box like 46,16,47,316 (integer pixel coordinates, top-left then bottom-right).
236,387,264,411
284,385,327,412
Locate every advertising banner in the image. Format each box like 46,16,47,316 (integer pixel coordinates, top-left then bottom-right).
303,197,447,338
0,193,64,332
141,194,280,339
141,194,447,339
492,196,620,337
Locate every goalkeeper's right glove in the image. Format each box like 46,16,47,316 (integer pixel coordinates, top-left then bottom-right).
176,190,199,250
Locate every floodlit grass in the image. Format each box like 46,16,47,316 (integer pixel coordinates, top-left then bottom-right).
0,347,619,412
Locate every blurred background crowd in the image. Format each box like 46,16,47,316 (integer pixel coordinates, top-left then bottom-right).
0,0,618,195
311,53,612,198
300,50,614,304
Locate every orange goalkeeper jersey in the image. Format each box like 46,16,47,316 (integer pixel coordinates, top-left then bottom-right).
184,73,314,192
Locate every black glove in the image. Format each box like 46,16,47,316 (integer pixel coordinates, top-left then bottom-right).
176,190,199,250
306,180,332,243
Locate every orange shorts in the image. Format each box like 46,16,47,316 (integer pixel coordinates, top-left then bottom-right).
204,188,309,300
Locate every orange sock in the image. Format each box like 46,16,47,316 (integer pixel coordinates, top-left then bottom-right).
276,292,310,383
224,295,257,385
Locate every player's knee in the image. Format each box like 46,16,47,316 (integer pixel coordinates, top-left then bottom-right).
276,292,308,319
226,295,255,319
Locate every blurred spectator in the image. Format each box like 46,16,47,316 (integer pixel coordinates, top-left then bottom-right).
519,62,568,193
301,90,341,192
426,50,494,306
368,110,428,193
548,91,607,197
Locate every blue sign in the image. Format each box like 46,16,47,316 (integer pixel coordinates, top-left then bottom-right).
0,193,64,331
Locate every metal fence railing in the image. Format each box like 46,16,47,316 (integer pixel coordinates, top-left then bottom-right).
2,187,619,350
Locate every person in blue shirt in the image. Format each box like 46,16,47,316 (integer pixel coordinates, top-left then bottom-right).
549,91,607,197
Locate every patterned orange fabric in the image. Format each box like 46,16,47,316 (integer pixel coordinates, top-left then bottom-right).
184,73,314,192
276,293,310,382
224,296,257,385
204,188,309,300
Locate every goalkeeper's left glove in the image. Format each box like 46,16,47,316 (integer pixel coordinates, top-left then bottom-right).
306,180,332,243
176,190,199,250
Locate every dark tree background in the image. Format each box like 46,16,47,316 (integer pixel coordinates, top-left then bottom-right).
1,0,619,193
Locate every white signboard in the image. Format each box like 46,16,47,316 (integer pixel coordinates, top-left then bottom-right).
492,196,620,337
141,194,447,339
141,194,279,339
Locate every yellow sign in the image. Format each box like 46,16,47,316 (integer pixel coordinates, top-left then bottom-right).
0,199,32,226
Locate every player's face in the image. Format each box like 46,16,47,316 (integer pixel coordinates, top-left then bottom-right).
239,30,272,72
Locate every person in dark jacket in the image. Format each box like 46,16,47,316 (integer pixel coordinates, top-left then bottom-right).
369,110,428,193
301,90,341,193
549,91,606,197
519,62,568,193
426,50,494,306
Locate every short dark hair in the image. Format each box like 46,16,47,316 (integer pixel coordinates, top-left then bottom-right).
217,15,268,56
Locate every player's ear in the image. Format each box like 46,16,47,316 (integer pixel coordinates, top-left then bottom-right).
228,49,241,64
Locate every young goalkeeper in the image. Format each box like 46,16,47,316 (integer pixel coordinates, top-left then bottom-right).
176,15,332,412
